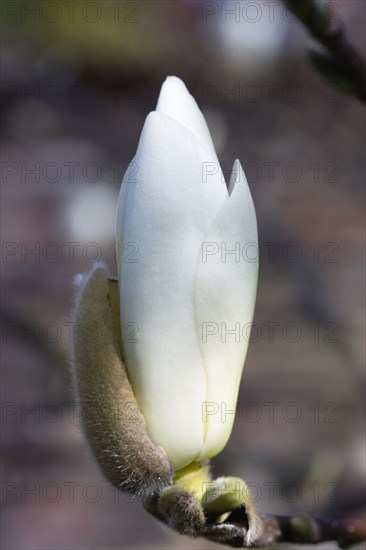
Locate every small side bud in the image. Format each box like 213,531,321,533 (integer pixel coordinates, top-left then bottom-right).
202,476,250,516
71,265,173,496
158,485,206,536
290,513,320,543
202,476,262,546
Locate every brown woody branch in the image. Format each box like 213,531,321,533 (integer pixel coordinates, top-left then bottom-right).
223,507,366,548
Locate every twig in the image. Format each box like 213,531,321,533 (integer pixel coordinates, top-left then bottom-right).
282,0,366,102
223,508,366,547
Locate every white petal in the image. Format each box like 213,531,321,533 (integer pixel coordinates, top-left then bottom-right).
118,111,228,470
194,160,258,461
156,76,219,160
115,160,132,270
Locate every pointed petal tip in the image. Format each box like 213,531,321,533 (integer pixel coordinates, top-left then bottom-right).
156,76,192,119
233,159,246,180
158,76,189,103
164,75,185,86
228,159,248,196
155,76,219,156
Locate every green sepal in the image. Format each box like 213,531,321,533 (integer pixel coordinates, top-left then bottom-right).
202,476,250,517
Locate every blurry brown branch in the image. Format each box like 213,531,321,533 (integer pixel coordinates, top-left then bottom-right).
223,508,366,548
282,0,366,102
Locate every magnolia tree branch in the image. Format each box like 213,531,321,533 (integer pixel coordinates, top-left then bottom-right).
282,0,366,102
223,508,366,548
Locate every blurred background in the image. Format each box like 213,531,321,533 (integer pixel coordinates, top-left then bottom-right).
1,1,365,549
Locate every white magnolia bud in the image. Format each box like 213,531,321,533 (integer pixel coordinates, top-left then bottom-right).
116,76,258,470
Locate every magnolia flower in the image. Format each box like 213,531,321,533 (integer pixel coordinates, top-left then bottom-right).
115,76,258,471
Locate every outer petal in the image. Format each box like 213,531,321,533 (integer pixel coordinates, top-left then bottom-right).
156,76,219,159
194,160,258,461
115,158,132,266
117,76,225,267
117,111,228,470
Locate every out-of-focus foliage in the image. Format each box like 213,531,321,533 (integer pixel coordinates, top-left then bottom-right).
2,0,200,69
